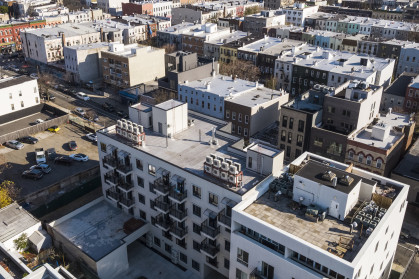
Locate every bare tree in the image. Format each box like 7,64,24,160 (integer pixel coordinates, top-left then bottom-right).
152,89,177,104
162,44,176,54
219,60,260,82
265,75,278,90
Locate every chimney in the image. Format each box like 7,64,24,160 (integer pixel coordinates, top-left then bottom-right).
61,32,66,47
206,82,211,90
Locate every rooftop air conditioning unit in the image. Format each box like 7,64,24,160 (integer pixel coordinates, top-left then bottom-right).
229,165,238,174
206,156,213,164
234,162,241,172
212,168,220,177
205,164,212,173
221,172,229,181
228,174,236,184
213,159,221,168
221,162,229,171
139,125,144,133
117,120,122,127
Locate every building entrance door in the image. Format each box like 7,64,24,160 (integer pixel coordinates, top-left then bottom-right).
329,200,340,219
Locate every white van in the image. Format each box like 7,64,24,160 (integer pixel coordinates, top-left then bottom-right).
76,92,90,101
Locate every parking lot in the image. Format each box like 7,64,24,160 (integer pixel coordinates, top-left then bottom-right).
0,123,99,198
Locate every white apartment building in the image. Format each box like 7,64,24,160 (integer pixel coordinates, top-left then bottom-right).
203,30,247,61
96,100,284,278
64,42,110,84
0,76,40,117
283,2,319,27
21,24,100,64
230,152,409,279
153,1,173,18
97,0,129,15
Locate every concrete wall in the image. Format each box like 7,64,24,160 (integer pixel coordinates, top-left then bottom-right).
152,101,188,136
96,243,129,279
128,47,165,86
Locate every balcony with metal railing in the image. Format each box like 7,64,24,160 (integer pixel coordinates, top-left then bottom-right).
154,196,171,213
116,162,133,175
117,178,134,191
168,188,187,203
169,207,188,222
155,214,173,231
104,172,118,186
218,212,231,228
119,196,134,208
201,223,220,240
106,188,120,202
201,240,220,258
250,268,264,279
206,256,218,268
170,226,188,240
103,154,117,168
154,177,171,195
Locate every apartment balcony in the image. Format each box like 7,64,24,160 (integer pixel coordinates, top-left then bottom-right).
154,197,171,213
206,256,218,268
155,214,172,231
200,240,220,258
218,212,231,228
250,268,264,279
168,188,187,203
154,177,171,196
201,223,220,240
116,163,133,175
106,188,120,202
170,226,188,240
104,173,118,186
169,207,188,222
119,196,134,208
103,154,117,168
117,178,134,192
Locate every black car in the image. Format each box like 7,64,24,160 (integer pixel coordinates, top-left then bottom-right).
19,136,38,144
46,148,57,160
54,156,73,166
116,110,129,119
22,169,44,180
102,102,115,112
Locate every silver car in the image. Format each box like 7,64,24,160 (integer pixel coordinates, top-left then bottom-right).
6,140,24,150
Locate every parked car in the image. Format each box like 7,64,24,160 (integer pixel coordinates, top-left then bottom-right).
48,126,60,132
102,102,115,112
29,73,38,79
86,133,97,142
46,148,57,160
35,148,46,164
35,119,44,124
30,163,51,174
22,169,43,180
75,107,86,117
18,136,38,144
69,153,89,162
54,156,73,165
116,110,128,119
5,140,24,150
76,92,90,101
68,141,78,151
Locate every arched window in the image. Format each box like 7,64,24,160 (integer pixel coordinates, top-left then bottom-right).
358,153,364,163
366,156,372,165
348,150,354,160
376,159,383,169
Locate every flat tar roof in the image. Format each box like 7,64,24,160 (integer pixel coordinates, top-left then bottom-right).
53,200,133,261
225,86,287,107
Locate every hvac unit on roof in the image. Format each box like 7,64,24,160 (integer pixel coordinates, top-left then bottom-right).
206,156,214,165
212,168,220,177
220,171,229,181
213,159,221,168
205,164,213,173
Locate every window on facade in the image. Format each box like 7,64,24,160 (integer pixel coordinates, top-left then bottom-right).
237,248,249,267
192,260,200,271
148,164,156,176
232,112,236,120
376,159,383,169
348,150,354,160
314,137,323,147
237,126,242,135
138,193,145,204
21,101,24,108
193,204,201,217
282,116,288,127
137,176,144,187
244,128,248,137
193,185,201,198
209,192,218,206
245,115,249,124
297,135,303,147
100,143,107,152
366,156,372,165
136,159,143,170
288,132,292,144
298,120,304,132
10,104,14,110
289,118,294,129
154,236,161,247
358,153,364,163
225,240,231,251
238,113,242,122
226,110,230,118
